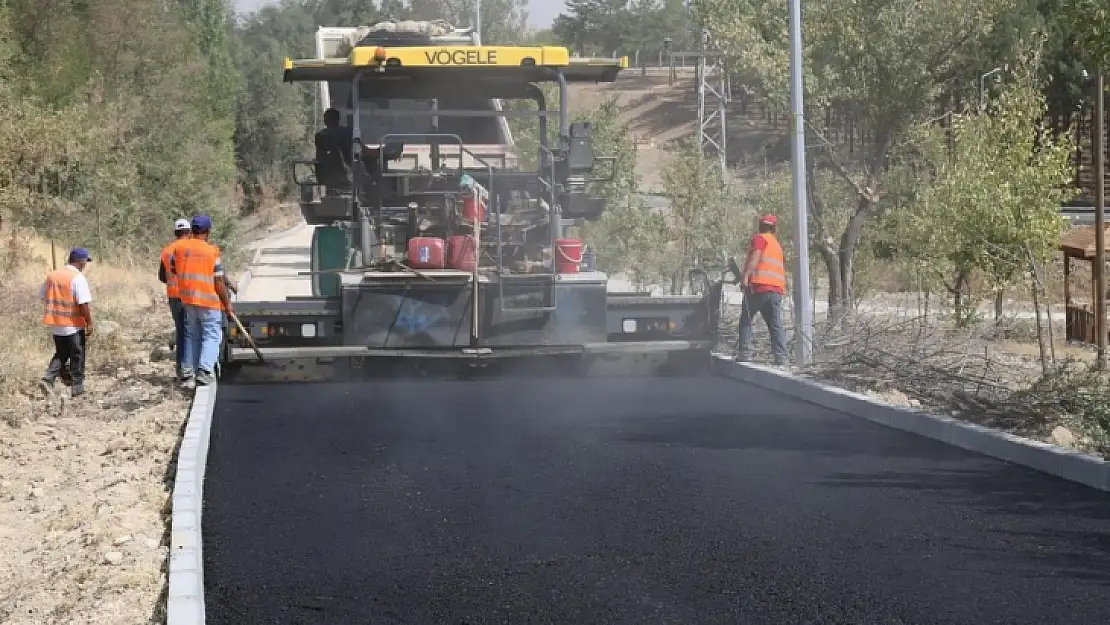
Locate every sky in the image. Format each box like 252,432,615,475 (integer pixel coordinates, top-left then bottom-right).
230,0,566,28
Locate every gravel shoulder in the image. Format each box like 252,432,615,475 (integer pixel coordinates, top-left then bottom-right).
0,211,296,624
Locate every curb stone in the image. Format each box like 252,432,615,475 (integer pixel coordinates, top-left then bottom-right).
713,354,1110,492
167,381,217,625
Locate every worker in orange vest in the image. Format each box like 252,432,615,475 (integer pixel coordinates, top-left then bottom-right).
736,214,788,366
159,218,192,379
39,248,94,398
173,215,233,388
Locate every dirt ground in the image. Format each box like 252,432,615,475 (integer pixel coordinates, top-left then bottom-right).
0,206,296,624
0,232,186,623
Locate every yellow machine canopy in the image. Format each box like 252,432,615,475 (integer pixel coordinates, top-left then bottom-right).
283,44,628,84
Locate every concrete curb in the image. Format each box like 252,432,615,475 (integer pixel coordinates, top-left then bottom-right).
712,355,1110,492
167,381,218,624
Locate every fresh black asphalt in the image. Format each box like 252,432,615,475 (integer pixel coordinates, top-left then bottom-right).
203,375,1110,624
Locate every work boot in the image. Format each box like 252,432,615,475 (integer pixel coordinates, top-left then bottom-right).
71,383,85,398
196,370,214,386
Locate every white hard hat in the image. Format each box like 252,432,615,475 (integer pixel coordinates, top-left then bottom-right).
174,218,191,231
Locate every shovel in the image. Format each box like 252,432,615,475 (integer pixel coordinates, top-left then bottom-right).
228,311,264,363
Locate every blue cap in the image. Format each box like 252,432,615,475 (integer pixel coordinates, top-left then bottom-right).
69,248,92,262
191,214,212,230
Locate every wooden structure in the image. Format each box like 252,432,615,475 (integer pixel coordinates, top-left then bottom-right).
1060,225,1110,343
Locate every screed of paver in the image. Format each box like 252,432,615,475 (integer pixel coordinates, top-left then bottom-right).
203,376,1110,625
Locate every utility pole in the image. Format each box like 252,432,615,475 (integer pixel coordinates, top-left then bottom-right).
475,0,481,43
788,0,812,365
695,30,728,180
1095,70,1106,368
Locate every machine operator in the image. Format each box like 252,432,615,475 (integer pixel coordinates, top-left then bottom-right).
315,107,406,189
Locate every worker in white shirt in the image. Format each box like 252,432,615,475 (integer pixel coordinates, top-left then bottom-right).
39,248,94,398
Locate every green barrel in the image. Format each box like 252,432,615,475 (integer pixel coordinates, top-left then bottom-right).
311,226,349,297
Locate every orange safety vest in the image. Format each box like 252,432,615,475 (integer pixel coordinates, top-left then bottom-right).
174,238,223,310
749,233,787,291
160,237,189,299
42,267,87,328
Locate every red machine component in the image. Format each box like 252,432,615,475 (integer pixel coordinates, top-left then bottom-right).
461,196,486,223
446,235,476,271
407,237,445,269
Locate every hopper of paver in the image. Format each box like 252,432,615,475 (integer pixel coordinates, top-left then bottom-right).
220,22,729,382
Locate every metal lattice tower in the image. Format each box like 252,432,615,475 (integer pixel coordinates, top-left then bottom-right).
696,30,730,178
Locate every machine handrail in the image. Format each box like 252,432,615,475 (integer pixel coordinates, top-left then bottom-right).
495,141,562,314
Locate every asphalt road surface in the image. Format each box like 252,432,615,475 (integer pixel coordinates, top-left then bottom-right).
203,376,1110,625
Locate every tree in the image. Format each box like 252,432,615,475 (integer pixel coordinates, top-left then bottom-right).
0,0,239,256
553,0,692,58
1061,0,1110,69
178,0,240,123
694,0,1015,317
889,45,1074,329
656,140,747,293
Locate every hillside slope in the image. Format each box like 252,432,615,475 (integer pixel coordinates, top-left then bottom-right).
569,70,790,192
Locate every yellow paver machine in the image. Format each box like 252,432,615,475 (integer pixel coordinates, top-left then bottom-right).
222,22,728,380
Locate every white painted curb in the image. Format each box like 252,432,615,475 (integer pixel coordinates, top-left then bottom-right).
167,382,217,624
713,355,1110,492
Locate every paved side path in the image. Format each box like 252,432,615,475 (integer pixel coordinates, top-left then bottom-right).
239,223,314,303
203,376,1110,624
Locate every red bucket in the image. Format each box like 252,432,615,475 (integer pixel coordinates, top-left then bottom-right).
555,238,583,274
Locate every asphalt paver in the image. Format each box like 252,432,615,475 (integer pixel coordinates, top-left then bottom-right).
203,376,1110,624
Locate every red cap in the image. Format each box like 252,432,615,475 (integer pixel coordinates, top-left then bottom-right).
760,214,777,225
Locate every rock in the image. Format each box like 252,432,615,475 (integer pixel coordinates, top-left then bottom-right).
882,389,912,407
1050,425,1078,449
103,551,124,565
145,538,160,549
149,345,169,362
99,320,122,338
113,535,132,546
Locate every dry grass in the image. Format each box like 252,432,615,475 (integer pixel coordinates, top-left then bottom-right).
0,226,190,624
0,232,166,396
716,291,1109,457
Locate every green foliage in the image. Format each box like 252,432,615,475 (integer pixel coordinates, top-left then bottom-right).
179,0,240,125
694,0,1019,311
694,0,1014,153
657,141,748,286
553,0,694,58
0,0,239,258
568,99,659,280
888,47,1074,322
1061,0,1110,69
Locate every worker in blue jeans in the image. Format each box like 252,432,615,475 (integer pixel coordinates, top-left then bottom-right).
175,215,233,388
